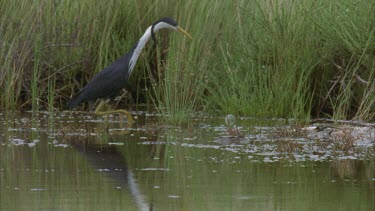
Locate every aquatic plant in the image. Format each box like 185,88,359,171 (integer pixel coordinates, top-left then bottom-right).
275,140,303,154
330,126,357,152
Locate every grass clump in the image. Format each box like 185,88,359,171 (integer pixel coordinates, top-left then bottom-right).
205,0,375,122
206,0,317,120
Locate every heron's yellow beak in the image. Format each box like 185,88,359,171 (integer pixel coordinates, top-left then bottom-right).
177,26,192,39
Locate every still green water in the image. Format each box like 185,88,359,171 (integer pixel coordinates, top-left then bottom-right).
0,112,374,210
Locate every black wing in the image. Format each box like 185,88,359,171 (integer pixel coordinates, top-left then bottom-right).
68,51,134,110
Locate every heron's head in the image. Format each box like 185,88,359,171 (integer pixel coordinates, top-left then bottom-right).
151,17,192,43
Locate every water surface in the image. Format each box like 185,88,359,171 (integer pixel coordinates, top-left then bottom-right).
0,112,374,210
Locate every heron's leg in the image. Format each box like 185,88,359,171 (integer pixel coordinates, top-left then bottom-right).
95,109,134,123
94,100,134,124
94,100,110,127
94,100,106,113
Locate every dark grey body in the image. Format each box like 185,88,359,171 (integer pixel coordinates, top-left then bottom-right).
67,46,136,110
67,17,181,110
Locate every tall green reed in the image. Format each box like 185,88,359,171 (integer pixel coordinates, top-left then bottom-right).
205,0,317,120
147,0,237,123
205,0,374,122
311,0,375,121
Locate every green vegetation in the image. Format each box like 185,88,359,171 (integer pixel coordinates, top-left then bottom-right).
0,0,374,122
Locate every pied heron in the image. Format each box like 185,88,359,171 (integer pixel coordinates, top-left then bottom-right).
67,17,192,119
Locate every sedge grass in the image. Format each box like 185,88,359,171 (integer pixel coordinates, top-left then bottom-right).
0,0,374,123
205,0,318,120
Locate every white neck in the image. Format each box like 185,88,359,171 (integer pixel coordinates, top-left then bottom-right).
127,22,176,78
127,26,152,78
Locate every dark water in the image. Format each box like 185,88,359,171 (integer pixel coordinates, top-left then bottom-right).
0,112,374,210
